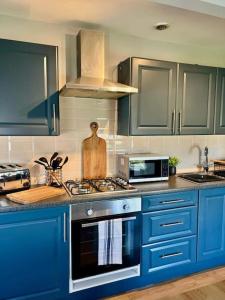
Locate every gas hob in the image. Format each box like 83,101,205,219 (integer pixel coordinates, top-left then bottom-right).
65,177,136,195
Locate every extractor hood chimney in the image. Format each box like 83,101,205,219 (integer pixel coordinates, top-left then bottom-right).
60,29,138,99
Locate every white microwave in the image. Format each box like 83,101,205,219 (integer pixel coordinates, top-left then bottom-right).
117,153,169,183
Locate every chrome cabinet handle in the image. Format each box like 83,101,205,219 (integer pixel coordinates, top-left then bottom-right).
178,112,182,134
160,221,183,227
53,104,56,132
160,199,185,204
81,216,136,228
172,109,175,135
63,212,67,242
160,252,183,259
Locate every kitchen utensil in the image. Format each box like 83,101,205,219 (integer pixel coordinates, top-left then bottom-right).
39,157,50,167
82,122,106,179
60,156,68,168
7,186,66,204
52,157,63,170
34,160,48,169
50,152,58,166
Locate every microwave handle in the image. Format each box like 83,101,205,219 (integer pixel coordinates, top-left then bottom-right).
81,216,136,228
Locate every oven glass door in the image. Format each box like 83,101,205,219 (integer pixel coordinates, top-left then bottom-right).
71,213,140,280
129,159,162,180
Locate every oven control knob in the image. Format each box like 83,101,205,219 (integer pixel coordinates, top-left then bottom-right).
123,204,129,211
86,209,94,216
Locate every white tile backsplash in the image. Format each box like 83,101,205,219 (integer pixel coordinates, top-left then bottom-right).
2,97,225,181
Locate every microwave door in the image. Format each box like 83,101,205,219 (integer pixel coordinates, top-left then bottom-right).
129,160,162,180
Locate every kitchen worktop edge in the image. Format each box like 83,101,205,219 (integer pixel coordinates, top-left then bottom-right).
1,176,225,213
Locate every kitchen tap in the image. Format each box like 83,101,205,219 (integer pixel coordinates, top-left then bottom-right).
201,146,211,173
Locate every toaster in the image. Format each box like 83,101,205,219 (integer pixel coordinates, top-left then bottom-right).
0,164,31,194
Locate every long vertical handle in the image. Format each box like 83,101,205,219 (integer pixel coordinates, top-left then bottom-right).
52,104,56,132
63,212,67,242
172,110,175,135
178,112,182,134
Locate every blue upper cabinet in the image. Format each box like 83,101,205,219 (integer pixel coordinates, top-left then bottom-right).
0,206,69,300
215,68,225,134
117,58,177,136
117,58,217,136
177,64,216,135
0,38,59,136
198,188,225,262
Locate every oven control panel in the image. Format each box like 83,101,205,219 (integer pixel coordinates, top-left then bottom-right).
71,197,141,220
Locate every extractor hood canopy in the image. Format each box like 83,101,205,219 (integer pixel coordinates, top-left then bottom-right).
60,29,138,99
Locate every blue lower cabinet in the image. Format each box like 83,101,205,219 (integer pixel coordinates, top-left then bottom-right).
198,188,225,262
141,236,196,276
142,206,197,244
0,206,69,300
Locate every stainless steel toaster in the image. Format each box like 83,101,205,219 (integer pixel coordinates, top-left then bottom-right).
0,164,31,194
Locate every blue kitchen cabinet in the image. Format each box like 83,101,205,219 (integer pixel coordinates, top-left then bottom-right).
0,206,69,300
198,188,225,262
117,57,216,136
141,190,197,282
117,58,177,135
0,38,59,136
215,68,225,134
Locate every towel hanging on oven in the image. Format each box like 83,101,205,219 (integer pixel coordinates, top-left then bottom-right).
98,218,122,265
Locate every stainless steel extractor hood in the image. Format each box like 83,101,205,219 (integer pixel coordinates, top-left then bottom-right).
60,29,138,99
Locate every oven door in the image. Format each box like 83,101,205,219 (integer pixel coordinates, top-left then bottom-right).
129,159,164,181
71,213,140,281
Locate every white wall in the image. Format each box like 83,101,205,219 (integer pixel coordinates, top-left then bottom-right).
1,15,225,183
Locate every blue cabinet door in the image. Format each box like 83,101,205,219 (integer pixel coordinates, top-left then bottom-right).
0,206,69,300
198,188,225,262
177,64,216,135
0,38,59,136
215,68,225,134
117,58,177,135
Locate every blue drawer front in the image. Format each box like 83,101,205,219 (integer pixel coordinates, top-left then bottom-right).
142,206,197,244
142,236,196,275
142,190,198,212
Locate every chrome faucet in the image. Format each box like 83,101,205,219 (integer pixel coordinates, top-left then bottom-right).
201,146,211,173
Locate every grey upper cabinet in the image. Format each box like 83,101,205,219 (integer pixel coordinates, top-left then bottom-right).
118,57,217,136
215,68,225,134
118,58,177,135
0,39,59,136
177,64,216,135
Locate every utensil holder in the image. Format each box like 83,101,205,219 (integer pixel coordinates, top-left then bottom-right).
45,167,63,187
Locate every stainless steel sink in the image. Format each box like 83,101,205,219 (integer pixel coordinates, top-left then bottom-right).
179,173,224,183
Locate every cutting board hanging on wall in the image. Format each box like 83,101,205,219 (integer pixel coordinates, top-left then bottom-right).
82,122,106,179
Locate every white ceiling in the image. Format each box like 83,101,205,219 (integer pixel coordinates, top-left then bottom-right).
1,0,225,47
153,0,225,18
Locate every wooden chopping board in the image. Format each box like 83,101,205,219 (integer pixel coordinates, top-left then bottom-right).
7,186,66,204
82,122,106,179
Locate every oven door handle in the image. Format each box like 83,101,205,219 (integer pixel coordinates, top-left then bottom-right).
81,216,137,228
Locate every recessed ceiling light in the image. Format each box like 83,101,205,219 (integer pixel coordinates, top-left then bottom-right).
154,22,170,31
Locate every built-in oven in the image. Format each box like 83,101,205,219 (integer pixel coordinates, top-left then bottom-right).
69,197,141,292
